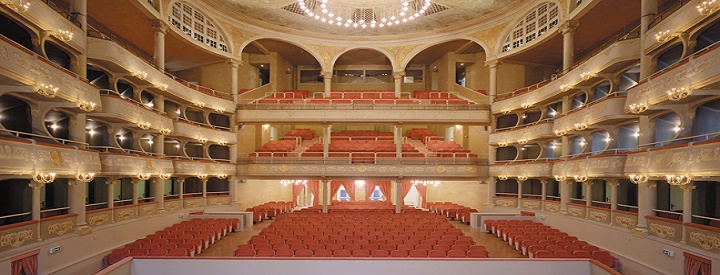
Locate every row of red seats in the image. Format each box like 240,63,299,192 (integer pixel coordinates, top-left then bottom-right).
318,91,398,100
267,90,310,99
245,201,294,223
406,128,441,142
235,247,487,258
427,202,478,223
334,130,394,137
103,218,238,266
412,90,459,99
485,219,618,268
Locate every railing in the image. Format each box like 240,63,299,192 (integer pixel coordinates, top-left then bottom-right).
100,89,166,114
555,92,626,118
647,0,692,30
113,199,134,207
637,131,720,150
653,209,682,220
40,206,70,218
207,191,230,196
493,157,556,165
239,103,489,110
89,145,162,157
42,0,82,28
175,117,232,131
691,214,720,225
617,204,638,212
495,118,554,132
238,156,487,166
183,192,203,197
495,192,518,197
0,128,87,148
637,40,720,84
496,20,641,101
85,202,108,211
0,211,32,222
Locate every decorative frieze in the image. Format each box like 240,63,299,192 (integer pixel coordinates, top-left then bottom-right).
0,221,38,252
489,122,554,145
624,141,720,177
100,154,173,175
100,96,173,132
207,196,232,206
544,201,560,213
566,204,586,218
553,155,626,178
174,160,236,176
490,161,554,178
184,198,205,209
237,109,490,124
86,210,112,227
0,138,101,176
611,211,638,229
520,199,541,210
240,163,485,179
587,207,611,223
553,97,629,134
114,206,137,222
165,200,182,211
493,197,517,207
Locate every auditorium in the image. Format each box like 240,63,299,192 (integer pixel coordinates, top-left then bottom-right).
0,0,718,274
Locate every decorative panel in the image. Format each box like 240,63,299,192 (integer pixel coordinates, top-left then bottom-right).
647,216,682,243
0,137,101,175
173,121,236,145
553,155,626,177
183,198,205,209
113,205,138,222
86,208,113,227
100,95,174,132
553,97,629,133
207,196,232,206
543,200,560,213
611,210,638,230
164,199,183,212
490,161,554,178
174,160,236,176
566,203,586,218
99,153,173,176
138,202,158,217
0,221,39,253
520,198,542,210
587,206,611,224
238,163,485,179
489,122,554,145
237,109,490,125
40,214,77,240
624,140,720,178
493,197,518,208
685,222,720,253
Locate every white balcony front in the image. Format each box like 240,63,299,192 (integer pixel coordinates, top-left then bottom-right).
553,96,632,134
173,159,236,176
624,139,720,177
489,160,555,178
489,121,554,146
173,120,236,145
237,107,490,125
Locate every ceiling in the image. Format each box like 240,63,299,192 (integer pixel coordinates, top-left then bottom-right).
203,0,525,37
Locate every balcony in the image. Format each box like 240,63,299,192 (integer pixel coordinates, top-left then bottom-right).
86,37,234,111
0,35,100,106
489,120,554,146
14,0,85,50
0,135,100,175
553,96,632,134
493,38,640,112
98,153,173,175
236,104,490,124
644,2,702,52
626,41,720,112
237,157,487,179
553,153,627,178
173,120,236,145
624,139,720,178
489,160,555,178
173,159,236,176
96,93,174,132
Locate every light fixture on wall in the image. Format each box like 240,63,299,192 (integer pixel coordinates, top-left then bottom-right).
54,29,74,41
501,109,511,114
193,101,206,108
580,71,595,81
33,172,56,184
78,100,96,112
197,137,208,144
628,174,648,184
297,0,433,29
665,174,691,186
160,128,172,135
132,70,148,80
1,0,30,12
137,173,152,180
697,0,720,15
159,173,172,180
560,84,573,92
666,87,690,101
554,129,566,136
521,103,533,109
411,180,440,186
554,175,566,181
154,83,168,91
215,107,226,113
498,175,508,180
654,30,676,43
75,172,95,183
197,174,209,180
517,139,527,145
281,179,307,186
498,141,508,147
217,174,228,179
218,140,228,146
628,103,647,114
137,121,151,130
517,176,528,181
573,175,588,182
573,123,587,131
37,84,58,98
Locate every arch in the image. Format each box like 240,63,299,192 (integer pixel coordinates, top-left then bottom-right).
239,37,324,69
691,18,720,53
87,64,113,90
0,13,35,51
86,119,110,147
43,109,71,140
691,98,720,141
589,130,611,155
115,128,134,150
497,1,563,54
653,111,681,145
400,37,490,70
115,78,136,99
0,94,32,133
167,1,232,53
331,47,396,72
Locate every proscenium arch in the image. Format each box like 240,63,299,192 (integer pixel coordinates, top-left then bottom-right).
238,37,325,71
400,37,490,70
166,0,233,54
494,0,564,56
330,47,397,72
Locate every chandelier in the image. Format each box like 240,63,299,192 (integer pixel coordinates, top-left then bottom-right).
412,180,440,186
281,179,307,186
297,0,433,28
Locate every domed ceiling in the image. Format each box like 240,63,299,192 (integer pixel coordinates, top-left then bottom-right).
202,0,525,37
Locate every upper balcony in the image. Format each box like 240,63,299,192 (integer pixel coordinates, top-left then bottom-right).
98,152,173,176
10,0,85,51
624,139,720,178
173,159,236,177
553,152,628,178
553,95,634,135
0,134,100,176
626,41,720,113
489,159,555,178
95,91,174,133
0,35,101,106
86,37,234,111
644,1,702,52
173,119,236,145
489,120,554,146
493,38,640,113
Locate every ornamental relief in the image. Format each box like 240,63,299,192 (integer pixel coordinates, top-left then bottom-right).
11,50,93,100
614,216,636,229
209,197,231,206
495,199,516,207
116,209,136,221
545,203,560,212
308,44,346,69
0,46,8,60
185,199,204,208
88,214,110,226
47,220,74,236
649,223,676,238
689,232,720,251
139,205,157,216
165,201,181,211
0,229,33,248
0,145,29,161
589,211,608,222
567,207,583,217
468,23,508,54
521,201,540,209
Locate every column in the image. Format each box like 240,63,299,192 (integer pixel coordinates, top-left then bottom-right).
323,124,330,158
152,178,165,209
608,179,620,211
560,20,578,71
486,177,496,207
638,115,653,146
68,179,87,226
561,95,570,114
155,95,165,115
69,113,86,144
395,124,402,157
70,0,87,78
106,177,116,210
517,179,524,209
636,180,657,229
322,180,329,213
29,181,44,221
229,59,241,101
584,181,593,219
150,19,167,70
682,182,695,224
561,136,570,159
322,71,333,97
540,179,548,201
178,177,185,200
640,0,659,79
393,71,405,98
201,178,208,206
560,179,570,212
486,60,499,102
395,181,402,214
131,178,140,205
153,134,165,157
228,176,239,204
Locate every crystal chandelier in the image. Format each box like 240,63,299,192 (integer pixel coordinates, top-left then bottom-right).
298,0,433,29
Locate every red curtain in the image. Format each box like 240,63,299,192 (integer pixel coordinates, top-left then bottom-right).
292,183,304,206
341,181,355,201
377,181,391,201
12,253,37,275
330,181,343,201
365,181,379,200
684,252,711,275
400,181,413,201
307,180,320,206
414,183,428,208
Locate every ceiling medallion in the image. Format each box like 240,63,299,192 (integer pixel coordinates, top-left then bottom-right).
296,0,434,29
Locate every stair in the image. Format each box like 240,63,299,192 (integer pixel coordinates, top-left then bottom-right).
287,137,319,157
408,140,433,156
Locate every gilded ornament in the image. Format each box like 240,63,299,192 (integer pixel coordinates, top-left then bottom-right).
689,232,720,251
50,149,63,166
47,220,74,236
0,229,33,248
649,223,676,238
88,214,110,226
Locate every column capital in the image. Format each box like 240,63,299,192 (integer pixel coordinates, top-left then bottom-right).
226,58,242,68
644,180,657,190
28,181,45,190
485,59,501,68
583,181,594,187
131,178,142,185
680,182,696,191
607,179,620,187
150,19,168,34
559,20,579,35
393,71,405,79
321,71,333,79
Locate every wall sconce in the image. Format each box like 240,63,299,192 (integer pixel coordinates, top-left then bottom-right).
655,30,677,43
75,172,95,183
573,123,587,131
215,107,225,113
155,83,168,91
78,100,96,112
160,128,172,135
137,121,151,130
159,173,172,180
573,175,588,182
1,0,30,12
554,129,566,136
355,180,365,186
666,87,690,101
501,109,511,114
197,137,208,144
217,174,227,179
197,174,208,180
521,103,533,109
554,175,566,181
580,71,595,81
54,29,74,41
560,84,573,92
218,140,227,146
517,176,528,181
33,172,56,184
194,101,206,108
37,84,58,98
137,173,152,180
498,141,508,147
498,175,508,180
697,0,720,15
628,174,648,184
517,139,527,145
132,70,148,80
666,175,691,186
628,103,647,114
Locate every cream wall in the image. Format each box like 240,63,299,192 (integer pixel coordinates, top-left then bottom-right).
496,62,526,95
427,181,488,211
465,52,489,92
468,126,489,158
236,180,293,210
